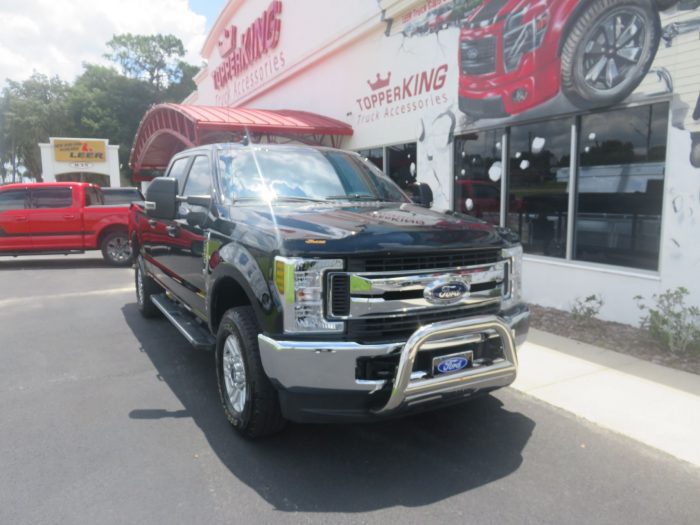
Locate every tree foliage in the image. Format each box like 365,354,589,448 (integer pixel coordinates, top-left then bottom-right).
0,33,198,183
0,73,72,181
104,33,186,91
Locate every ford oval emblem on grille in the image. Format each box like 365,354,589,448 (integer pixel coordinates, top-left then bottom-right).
424,279,470,305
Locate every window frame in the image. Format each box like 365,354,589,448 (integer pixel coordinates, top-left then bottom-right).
30,187,74,209
453,99,671,273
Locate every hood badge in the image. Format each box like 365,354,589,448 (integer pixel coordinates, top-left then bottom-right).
424,278,471,305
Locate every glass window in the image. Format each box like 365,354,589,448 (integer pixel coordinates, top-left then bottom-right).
183,156,212,197
0,190,28,212
386,143,417,191
357,148,384,171
454,129,503,225
167,157,191,193
576,103,668,270
508,118,572,258
216,147,408,203
85,187,103,206
32,188,72,209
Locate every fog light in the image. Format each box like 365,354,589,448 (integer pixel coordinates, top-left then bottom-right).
512,88,528,102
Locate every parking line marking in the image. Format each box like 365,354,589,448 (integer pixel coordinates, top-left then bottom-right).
0,287,133,307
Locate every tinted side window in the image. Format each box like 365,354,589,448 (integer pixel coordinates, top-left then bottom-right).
0,190,29,212
167,157,190,192
183,156,212,196
32,188,73,209
85,188,103,206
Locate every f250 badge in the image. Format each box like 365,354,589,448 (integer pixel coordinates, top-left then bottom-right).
424,279,470,305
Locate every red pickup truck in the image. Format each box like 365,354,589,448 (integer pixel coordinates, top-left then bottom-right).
0,182,133,265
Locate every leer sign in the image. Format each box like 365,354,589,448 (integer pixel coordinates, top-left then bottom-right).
54,140,106,163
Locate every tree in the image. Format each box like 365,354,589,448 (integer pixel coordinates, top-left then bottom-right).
0,73,72,181
68,64,160,181
104,33,187,91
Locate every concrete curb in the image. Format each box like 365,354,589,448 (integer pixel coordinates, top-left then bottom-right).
512,329,700,468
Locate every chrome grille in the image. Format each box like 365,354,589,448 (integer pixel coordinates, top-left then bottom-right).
460,36,497,76
348,249,499,273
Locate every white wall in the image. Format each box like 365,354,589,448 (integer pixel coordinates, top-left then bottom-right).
193,0,700,325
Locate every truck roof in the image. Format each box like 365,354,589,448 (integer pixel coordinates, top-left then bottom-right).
0,182,98,191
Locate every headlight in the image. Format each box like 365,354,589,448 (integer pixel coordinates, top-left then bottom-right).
274,257,344,334
501,245,523,310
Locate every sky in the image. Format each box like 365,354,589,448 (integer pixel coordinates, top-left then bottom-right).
0,0,225,88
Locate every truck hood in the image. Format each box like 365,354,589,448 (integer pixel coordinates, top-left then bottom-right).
225,202,506,255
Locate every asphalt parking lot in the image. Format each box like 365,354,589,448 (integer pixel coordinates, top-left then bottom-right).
1,253,699,525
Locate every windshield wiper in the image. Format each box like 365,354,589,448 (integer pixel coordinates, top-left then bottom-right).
326,194,387,201
274,196,326,203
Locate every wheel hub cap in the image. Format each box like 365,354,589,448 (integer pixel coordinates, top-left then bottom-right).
108,236,132,262
223,335,247,414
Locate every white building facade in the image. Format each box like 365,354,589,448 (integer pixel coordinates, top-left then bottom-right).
188,0,700,325
39,137,121,187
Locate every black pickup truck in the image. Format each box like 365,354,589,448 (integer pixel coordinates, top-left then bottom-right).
130,143,529,437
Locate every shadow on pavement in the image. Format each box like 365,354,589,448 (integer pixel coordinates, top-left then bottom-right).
0,255,110,270
122,302,534,512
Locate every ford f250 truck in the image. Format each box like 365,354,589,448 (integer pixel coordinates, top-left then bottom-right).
131,143,529,437
0,182,133,265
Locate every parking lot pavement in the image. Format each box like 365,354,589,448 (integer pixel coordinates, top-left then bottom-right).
1,253,699,525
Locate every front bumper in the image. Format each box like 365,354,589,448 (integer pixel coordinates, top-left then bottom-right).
258,305,529,422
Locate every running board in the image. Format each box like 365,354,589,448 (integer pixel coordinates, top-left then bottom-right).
151,293,215,351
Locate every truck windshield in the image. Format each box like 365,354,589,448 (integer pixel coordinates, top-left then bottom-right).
216,147,409,204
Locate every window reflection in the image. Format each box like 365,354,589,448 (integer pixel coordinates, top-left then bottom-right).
454,129,503,225
386,143,417,191
576,103,668,270
357,147,384,171
507,118,572,257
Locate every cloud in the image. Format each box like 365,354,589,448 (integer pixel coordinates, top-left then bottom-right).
0,0,208,87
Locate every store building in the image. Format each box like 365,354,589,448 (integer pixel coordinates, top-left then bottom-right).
162,0,700,325
39,137,121,187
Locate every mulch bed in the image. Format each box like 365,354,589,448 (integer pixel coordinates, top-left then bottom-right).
529,304,700,376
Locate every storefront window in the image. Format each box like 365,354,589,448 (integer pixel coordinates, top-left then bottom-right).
454,129,503,225
386,143,416,190
507,118,572,258
357,148,384,171
576,103,668,270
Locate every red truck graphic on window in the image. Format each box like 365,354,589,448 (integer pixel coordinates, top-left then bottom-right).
458,0,679,118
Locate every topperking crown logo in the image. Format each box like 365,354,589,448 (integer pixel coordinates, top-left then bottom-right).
367,72,391,91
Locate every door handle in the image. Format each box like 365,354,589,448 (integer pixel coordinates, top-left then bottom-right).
63,214,76,219
166,225,180,237
148,219,158,229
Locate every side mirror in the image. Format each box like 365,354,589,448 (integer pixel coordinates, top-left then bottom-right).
409,182,433,208
145,177,178,220
465,197,475,212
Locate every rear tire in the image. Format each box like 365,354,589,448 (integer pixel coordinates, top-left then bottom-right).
135,258,161,318
215,306,285,438
101,230,133,266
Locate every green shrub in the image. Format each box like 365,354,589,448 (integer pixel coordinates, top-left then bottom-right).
570,294,604,325
635,287,700,354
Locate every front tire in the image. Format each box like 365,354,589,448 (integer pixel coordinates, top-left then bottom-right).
215,307,285,438
101,230,133,266
560,0,661,109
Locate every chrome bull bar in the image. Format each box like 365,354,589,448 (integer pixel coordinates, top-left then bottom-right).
373,315,518,414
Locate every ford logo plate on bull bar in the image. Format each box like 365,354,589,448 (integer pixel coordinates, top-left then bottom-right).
433,351,474,376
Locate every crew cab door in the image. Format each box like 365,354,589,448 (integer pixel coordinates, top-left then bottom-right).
0,188,31,252
29,186,83,250
166,154,211,318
